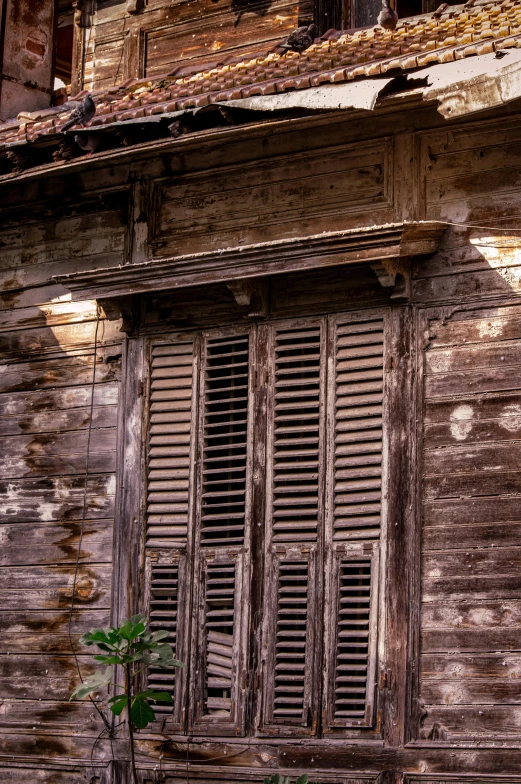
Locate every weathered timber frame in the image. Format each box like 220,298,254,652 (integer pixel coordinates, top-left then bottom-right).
105,315,418,759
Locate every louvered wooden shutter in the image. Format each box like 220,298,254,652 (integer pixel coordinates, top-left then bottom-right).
323,312,385,732
144,337,197,728
324,542,379,728
147,339,195,548
190,331,253,737
261,321,326,734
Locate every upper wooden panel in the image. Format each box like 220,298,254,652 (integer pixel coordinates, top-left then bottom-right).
151,138,392,258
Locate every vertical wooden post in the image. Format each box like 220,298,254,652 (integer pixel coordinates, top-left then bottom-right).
111,759,132,784
382,305,415,748
127,179,150,266
112,334,147,628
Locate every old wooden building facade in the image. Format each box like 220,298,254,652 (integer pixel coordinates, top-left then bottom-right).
2,0,521,782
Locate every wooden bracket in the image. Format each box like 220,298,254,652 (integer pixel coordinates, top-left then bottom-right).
126,0,145,13
369,257,411,302
72,0,85,27
226,278,269,318
97,295,136,334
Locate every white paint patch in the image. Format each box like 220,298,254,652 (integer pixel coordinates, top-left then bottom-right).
501,404,521,432
53,478,72,500
450,404,474,441
478,319,504,339
38,502,58,521
106,475,116,496
0,365,9,374
5,483,21,501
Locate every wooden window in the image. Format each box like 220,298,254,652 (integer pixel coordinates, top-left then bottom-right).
142,311,387,739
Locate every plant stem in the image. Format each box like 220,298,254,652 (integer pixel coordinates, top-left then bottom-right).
125,662,138,784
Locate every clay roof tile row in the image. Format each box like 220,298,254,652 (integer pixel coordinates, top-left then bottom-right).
1,0,521,149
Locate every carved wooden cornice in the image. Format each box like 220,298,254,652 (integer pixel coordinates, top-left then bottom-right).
55,221,447,302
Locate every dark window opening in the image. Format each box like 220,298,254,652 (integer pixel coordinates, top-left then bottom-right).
350,0,457,29
54,1,74,88
396,0,422,18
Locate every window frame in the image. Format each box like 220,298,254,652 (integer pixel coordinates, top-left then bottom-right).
114,297,417,748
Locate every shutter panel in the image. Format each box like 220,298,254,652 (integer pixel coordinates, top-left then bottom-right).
200,333,249,546
147,339,195,547
262,545,317,732
323,312,385,733
270,324,323,543
145,337,197,729
325,542,379,729
193,551,244,728
261,321,326,734
191,331,253,736
333,315,384,539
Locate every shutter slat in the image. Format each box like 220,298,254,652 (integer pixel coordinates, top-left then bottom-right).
265,555,314,728
201,560,237,720
332,559,373,722
200,335,249,545
269,326,321,543
147,564,179,715
146,340,194,548
333,318,384,541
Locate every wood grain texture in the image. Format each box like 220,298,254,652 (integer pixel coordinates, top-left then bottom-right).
420,303,521,743
85,0,301,90
152,140,392,258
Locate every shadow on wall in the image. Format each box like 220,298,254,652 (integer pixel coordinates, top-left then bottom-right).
229,0,273,27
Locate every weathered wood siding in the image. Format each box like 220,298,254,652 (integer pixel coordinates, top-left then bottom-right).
416,116,521,742
0,186,127,779
2,102,521,780
85,0,307,91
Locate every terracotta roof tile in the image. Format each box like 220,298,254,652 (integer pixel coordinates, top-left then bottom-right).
2,0,521,149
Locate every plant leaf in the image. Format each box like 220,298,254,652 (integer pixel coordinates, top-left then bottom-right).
131,695,156,729
147,691,173,703
150,630,170,643
118,620,134,640
296,776,309,784
93,654,123,664
108,694,129,716
129,622,146,639
70,667,112,700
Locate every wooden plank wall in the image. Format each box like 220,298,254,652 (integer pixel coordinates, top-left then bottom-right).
86,0,307,91
416,115,521,742
0,187,127,778
2,104,521,779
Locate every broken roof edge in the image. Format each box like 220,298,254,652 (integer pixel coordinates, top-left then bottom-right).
55,221,448,302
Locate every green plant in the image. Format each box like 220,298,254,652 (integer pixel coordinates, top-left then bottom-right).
264,776,309,784
70,614,185,784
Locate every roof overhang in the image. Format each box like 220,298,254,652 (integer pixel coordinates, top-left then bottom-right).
55,220,447,304
413,48,521,119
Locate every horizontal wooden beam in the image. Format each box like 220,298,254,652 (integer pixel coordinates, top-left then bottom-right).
54,221,447,301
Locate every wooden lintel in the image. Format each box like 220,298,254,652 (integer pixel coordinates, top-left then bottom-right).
55,222,447,301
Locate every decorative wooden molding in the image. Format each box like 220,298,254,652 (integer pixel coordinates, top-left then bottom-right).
226,278,269,318
55,221,447,301
370,256,412,302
